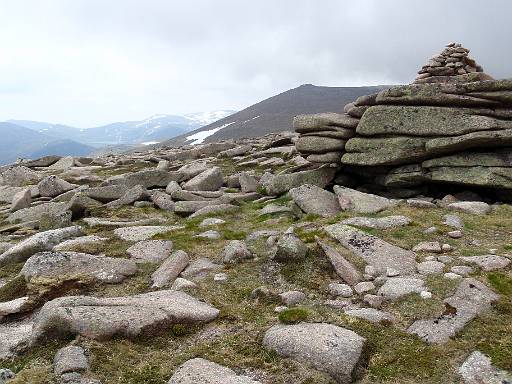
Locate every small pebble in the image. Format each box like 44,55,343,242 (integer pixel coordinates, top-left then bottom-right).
214,273,228,282
420,291,432,299
442,243,453,252
354,281,375,294
447,230,463,239
438,255,454,263
444,272,462,280
274,306,287,313
386,267,399,277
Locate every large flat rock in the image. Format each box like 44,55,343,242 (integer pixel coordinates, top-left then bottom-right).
31,290,219,343
168,358,261,384
324,224,417,275
263,323,366,384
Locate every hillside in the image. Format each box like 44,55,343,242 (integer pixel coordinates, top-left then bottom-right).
0,123,94,165
161,84,389,146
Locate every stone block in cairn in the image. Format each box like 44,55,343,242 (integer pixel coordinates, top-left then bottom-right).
293,112,359,164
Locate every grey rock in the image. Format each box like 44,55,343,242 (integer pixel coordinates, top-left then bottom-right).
168,358,261,384
448,201,492,215
54,346,89,376
107,185,149,207
460,255,511,271
126,240,173,263
0,368,15,383
189,204,239,218
199,218,226,227
85,185,125,203
263,323,366,384
114,226,181,242
443,214,464,229
195,230,221,239
222,240,252,264
279,290,306,306
7,202,68,224
344,308,395,323
151,250,190,288
328,283,353,298
67,193,102,219
324,224,417,275
181,258,222,281
417,260,445,275
317,240,362,285
151,191,175,211
341,215,411,229
334,186,397,214
31,290,219,343
0,166,41,187
48,156,75,171
458,351,512,384
239,172,259,193
0,320,33,359
260,203,293,216
21,251,137,284
413,241,443,253
262,166,336,196
108,169,178,189
289,184,340,217
451,265,474,276
272,233,308,262
53,235,108,252
175,162,209,181
183,167,224,191
39,209,72,231
10,189,31,212
377,277,425,300
38,175,76,198
354,281,375,294
408,278,498,343
0,226,83,267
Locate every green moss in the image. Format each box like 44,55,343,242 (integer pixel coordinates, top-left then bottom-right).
278,307,310,324
222,229,247,240
0,274,28,302
487,272,512,296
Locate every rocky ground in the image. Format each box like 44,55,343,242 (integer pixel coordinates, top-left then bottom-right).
0,133,510,384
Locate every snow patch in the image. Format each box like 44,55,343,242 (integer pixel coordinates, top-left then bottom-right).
186,122,235,145
140,141,159,146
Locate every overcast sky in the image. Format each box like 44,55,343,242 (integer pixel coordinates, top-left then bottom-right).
0,0,510,127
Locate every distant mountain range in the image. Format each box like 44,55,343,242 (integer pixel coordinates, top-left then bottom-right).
162,84,389,146
1,111,235,165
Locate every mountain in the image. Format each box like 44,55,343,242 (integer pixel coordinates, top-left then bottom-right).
161,84,389,146
9,110,236,147
0,123,94,165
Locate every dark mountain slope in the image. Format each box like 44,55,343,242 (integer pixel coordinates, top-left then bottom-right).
162,84,389,146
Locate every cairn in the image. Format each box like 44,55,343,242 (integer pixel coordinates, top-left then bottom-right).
293,43,512,198
414,43,493,84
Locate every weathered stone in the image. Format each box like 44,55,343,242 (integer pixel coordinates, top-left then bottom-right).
413,241,443,253
458,351,512,384
114,226,182,242
279,290,306,306
317,240,362,285
85,185,125,203
417,260,445,275
262,166,336,196
151,191,175,211
0,166,41,187
289,184,340,217
296,136,346,154
38,176,76,198
151,250,190,288
430,166,512,190
334,186,397,214
425,129,512,154
23,155,61,168
183,167,224,191
10,189,31,212
126,240,173,263
448,201,491,215
54,346,89,376
0,320,33,359
7,202,68,224
344,308,395,323
21,251,137,284
377,278,425,300
168,358,261,384
272,233,308,262
31,290,219,343
222,240,252,264
324,224,417,275
294,113,359,132
263,323,366,384
408,278,498,343
109,169,179,189
0,226,83,267
239,172,258,193
189,204,239,218
459,255,511,271
181,258,222,281
53,235,107,252
341,216,411,229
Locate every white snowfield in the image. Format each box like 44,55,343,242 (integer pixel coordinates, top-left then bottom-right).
186,122,235,145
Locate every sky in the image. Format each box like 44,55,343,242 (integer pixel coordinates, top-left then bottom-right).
0,0,510,127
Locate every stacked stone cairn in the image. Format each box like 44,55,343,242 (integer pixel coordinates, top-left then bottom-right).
292,112,359,165
294,43,512,199
414,43,493,84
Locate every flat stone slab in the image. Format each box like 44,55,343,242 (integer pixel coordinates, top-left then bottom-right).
0,226,83,267
377,277,425,300
341,215,411,229
334,186,398,214
317,240,362,286
344,308,395,323
83,217,166,228
448,201,492,215
408,278,498,343
21,251,137,284
31,290,220,343
114,226,183,241
0,320,33,359
54,346,89,376
458,351,512,384
289,184,341,217
324,224,417,275
53,235,108,252
459,255,511,271
126,240,173,263
168,358,261,384
263,323,366,384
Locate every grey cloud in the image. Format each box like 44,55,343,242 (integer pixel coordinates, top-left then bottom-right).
0,0,510,127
